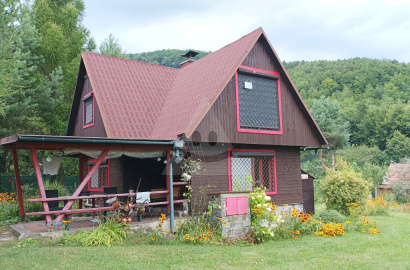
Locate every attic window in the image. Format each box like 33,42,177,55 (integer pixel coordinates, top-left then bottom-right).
236,66,282,135
83,92,94,128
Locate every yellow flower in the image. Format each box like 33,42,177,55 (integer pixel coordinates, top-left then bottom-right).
346,221,351,224
190,237,194,241
197,236,202,240
207,231,211,236
151,236,155,241
284,204,288,206
50,224,54,228
292,235,297,239
203,235,208,240
361,229,365,233
296,230,300,235
221,219,226,222
185,234,190,240
163,230,167,235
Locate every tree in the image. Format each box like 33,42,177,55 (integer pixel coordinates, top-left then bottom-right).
310,96,350,149
385,131,410,163
99,33,127,58
32,0,96,135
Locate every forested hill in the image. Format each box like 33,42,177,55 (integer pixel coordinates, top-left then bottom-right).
128,49,211,68
283,58,409,151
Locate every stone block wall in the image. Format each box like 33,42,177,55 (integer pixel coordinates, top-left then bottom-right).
211,192,252,239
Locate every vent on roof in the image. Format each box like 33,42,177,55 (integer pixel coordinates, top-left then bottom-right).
180,50,199,68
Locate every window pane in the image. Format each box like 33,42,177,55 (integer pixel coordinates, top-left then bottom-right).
84,97,93,125
238,73,279,130
99,164,109,188
90,169,99,188
230,154,275,192
231,157,253,191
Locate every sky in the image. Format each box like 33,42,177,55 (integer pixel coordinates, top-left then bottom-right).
82,0,410,63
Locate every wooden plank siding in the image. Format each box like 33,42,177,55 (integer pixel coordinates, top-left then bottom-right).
72,75,107,137
188,144,303,206
192,38,321,147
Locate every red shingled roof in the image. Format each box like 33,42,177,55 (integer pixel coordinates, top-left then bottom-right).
75,27,326,144
82,52,178,138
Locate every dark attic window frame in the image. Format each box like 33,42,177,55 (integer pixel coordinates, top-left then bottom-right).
83,91,95,129
235,65,283,135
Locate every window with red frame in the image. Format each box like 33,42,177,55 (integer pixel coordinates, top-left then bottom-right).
88,159,110,191
83,92,94,128
229,150,276,194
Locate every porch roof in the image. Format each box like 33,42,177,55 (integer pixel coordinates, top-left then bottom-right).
0,134,184,150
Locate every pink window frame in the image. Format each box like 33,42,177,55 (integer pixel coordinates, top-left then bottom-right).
87,159,110,192
83,91,95,129
228,149,277,195
235,65,283,135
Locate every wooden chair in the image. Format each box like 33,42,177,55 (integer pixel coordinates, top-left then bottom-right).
45,189,70,223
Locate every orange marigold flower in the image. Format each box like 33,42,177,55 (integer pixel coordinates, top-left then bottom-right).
197,236,202,240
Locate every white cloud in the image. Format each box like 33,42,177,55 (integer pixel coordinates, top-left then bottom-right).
83,0,410,62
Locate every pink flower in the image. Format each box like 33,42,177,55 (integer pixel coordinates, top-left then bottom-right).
218,206,221,209
8,179,12,183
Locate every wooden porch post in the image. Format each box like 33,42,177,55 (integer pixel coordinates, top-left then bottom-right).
78,153,84,211
30,148,52,224
54,149,109,223
11,148,25,222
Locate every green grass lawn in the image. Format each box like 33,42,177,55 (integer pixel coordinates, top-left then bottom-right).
1,212,409,270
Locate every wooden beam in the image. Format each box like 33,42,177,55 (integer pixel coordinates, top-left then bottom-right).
11,148,25,221
30,148,51,224
54,149,109,223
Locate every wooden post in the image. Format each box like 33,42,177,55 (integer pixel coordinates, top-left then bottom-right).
30,148,52,224
54,149,109,223
11,148,25,222
78,153,84,212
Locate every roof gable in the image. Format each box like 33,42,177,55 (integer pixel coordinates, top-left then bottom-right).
67,27,327,145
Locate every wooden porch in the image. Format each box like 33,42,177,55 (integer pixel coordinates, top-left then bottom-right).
1,134,187,231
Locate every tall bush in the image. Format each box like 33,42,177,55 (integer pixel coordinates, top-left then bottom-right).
320,156,372,215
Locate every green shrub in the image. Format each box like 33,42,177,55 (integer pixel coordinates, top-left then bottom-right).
59,218,128,247
318,210,346,223
391,180,410,203
320,156,372,215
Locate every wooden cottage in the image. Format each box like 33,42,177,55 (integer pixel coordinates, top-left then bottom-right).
66,27,327,209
